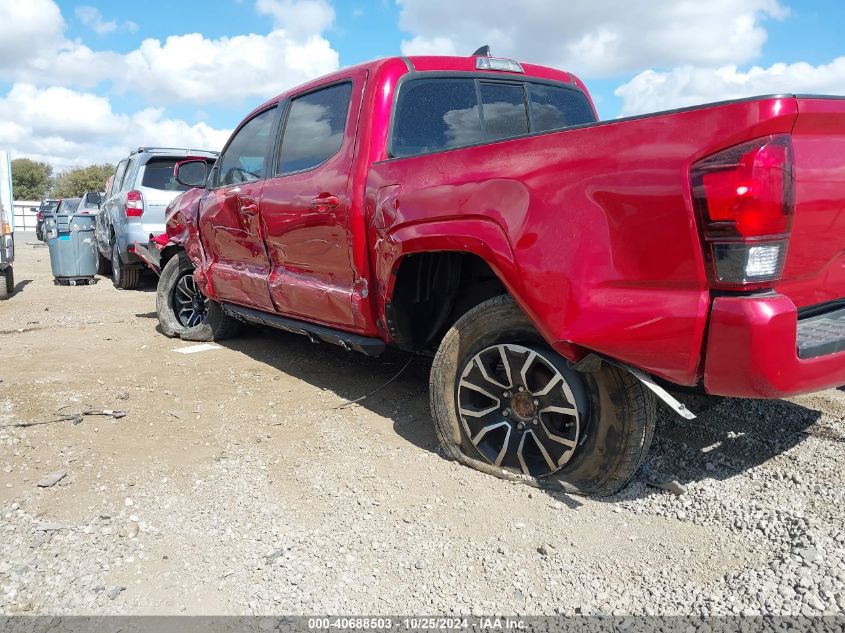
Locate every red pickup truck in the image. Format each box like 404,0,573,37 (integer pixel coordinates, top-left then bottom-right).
151,52,845,495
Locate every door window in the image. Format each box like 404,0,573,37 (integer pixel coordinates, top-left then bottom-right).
109,160,128,197
277,82,353,175
215,108,276,187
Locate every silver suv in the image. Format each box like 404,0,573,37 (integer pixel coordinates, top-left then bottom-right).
96,147,218,289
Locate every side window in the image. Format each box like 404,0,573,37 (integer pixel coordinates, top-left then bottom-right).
109,160,128,198
480,82,529,141
215,108,276,187
277,83,353,175
121,158,137,191
528,83,596,132
392,79,481,157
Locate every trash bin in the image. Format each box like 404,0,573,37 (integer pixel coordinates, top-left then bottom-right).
45,213,99,285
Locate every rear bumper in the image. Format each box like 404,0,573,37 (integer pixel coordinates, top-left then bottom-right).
119,223,164,264
704,294,845,398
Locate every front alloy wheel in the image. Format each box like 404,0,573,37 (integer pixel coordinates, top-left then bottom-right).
458,344,581,477
173,272,208,328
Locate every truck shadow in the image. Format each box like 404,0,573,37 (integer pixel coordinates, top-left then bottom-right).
219,327,825,502
219,327,440,454
588,395,824,505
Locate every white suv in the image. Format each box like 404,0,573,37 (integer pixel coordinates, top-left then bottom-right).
96,147,217,289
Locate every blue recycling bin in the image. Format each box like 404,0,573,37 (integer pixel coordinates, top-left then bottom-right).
45,213,98,285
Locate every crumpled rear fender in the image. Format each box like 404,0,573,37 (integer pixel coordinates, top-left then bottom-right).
163,188,210,287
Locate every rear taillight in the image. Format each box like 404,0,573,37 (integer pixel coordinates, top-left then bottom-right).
125,190,144,217
37,211,43,221
691,134,794,290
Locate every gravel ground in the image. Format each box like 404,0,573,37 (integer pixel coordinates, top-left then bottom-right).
1,233,844,616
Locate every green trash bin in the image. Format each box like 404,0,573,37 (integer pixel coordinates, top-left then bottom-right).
46,213,99,285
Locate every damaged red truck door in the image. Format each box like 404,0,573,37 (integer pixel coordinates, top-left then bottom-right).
261,78,363,329
199,106,277,312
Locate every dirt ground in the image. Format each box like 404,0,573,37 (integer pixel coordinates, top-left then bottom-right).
1,232,844,616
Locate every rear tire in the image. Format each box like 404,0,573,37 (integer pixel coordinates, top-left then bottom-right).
111,242,139,290
429,295,656,497
156,252,241,341
0,267,12,300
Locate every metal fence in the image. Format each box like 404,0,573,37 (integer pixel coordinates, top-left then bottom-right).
12,200,39,231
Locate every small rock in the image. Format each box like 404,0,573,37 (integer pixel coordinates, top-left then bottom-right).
796,546,820,564
36,471,66,487
414,560,425,570
803,592,825,611
34,522,67,531
124,497,133,507
118,522,140,539
107,586,126,601
651,480,687,496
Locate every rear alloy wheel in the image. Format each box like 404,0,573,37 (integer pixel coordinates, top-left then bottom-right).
430,295,656,497
457,344,581,477
156,252,240,341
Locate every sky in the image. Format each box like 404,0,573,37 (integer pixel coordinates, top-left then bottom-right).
1,0,844,170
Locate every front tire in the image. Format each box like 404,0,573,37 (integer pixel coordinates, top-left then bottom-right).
156,252,241,341
430,295,656,497
0,266,12,300
111,242,139,290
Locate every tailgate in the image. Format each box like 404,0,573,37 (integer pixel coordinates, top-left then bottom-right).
777,97,845,307
138,186,181,233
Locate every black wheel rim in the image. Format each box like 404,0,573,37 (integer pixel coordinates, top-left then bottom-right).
457,344,582,477
173,273,208,328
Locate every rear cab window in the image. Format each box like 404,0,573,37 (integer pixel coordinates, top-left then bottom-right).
391,75,596,158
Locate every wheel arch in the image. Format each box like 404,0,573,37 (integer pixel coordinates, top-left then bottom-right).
379,218,580,358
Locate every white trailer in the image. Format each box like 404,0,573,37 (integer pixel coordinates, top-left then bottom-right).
0,150,15,298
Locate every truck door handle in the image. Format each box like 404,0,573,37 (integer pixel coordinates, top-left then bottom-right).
310,195,339,210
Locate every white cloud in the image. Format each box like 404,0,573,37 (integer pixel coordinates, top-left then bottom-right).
0,0,339,106
255,0,335,36
0,0,65,72
398,0,787,77
615,58,845,116
401,35,457,57
75,5,117,35
0,84,231,169
118,30,338,105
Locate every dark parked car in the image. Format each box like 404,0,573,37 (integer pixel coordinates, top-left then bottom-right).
35,199,59,241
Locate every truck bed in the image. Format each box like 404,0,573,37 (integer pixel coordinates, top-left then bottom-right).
368,94,845,387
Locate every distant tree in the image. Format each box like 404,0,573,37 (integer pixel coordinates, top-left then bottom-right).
52,164,115,198
11,158,53,200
